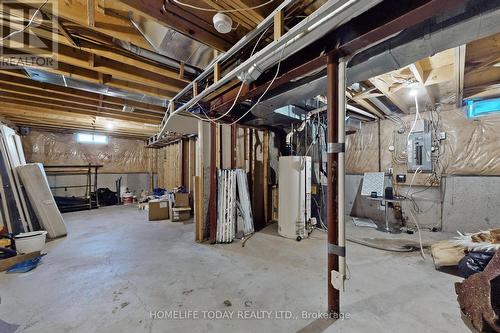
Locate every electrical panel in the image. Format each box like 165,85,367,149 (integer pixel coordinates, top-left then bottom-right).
407,131,432,172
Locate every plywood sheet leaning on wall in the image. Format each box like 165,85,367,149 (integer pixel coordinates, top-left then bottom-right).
346,108,500,177
22,130,153,173
16,163,67,238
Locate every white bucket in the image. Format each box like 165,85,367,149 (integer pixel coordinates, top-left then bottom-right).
14,231,47,254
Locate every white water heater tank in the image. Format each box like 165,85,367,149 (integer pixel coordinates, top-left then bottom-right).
278,156,311,240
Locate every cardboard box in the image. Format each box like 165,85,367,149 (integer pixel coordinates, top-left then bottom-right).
148,199,170,221
173,193,189,208
171,207,191,222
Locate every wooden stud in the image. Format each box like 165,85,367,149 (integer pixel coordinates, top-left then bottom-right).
230,124,237,169
214,62,221,83
454,45,466,107
216,124,221,169
209,122,217,243
89,53,95,67
87,0,95,28
179,61,185,80
194,176,202,241
274,10,284,41
263,130,269,224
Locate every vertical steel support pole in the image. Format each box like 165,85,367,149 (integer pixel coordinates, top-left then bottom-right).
326,55,340,315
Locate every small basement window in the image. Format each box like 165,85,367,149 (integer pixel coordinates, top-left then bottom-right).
76,133,108,144
467,98,500,118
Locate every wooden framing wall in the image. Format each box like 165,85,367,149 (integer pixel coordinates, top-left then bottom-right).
234,126,272,230
192,123,276,242
157,137,196,191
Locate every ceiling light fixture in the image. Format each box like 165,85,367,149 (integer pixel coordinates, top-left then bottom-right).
213,13,233,34
409,88,419,97
493,62,500,68
106,122,114,130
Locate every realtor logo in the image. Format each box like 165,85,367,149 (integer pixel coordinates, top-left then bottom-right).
0,0,58,69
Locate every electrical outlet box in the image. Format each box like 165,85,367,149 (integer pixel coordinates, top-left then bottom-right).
439,132,446,140
396,174,406,183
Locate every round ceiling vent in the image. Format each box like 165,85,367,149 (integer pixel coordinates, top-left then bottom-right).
213,13,233,34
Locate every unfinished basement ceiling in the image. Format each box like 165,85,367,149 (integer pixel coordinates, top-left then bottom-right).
350,31,500,117
0,0,326,138
236,1,500,130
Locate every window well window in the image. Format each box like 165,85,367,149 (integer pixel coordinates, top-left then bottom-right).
76,133,108,144
467,98,500,118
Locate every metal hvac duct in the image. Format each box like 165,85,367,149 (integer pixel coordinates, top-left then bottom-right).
159,0,383,136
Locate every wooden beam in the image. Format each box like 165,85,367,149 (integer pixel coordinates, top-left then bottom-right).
369,77,409,113
0,97,159,123
454,45,466,107
203,0,254,31
0,72,165,114
179,61,185,80
56,19,79,47
118,0,234,51
408,62,435,105
0,87,161,121
0,108,156,138
87,0,96,27
0,37,188,89
346,90,384,118
0,19,192,83
13,0,155,52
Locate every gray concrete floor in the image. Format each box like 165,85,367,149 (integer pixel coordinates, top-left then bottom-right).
0,206,468,333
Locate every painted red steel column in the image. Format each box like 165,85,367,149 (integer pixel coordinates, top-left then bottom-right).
326,54,340,314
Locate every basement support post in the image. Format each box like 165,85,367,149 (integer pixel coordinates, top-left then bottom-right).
209,122,217,243
231,124,237,169
326,54,344,315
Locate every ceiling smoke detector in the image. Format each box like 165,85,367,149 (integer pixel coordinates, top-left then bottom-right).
213,13,233,34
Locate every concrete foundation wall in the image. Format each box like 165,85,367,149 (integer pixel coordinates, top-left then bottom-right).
346,174,500,233
441,176,500,232
47,173,152,197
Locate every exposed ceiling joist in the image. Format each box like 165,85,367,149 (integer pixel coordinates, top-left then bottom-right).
369,78,409,113
408,62,435,105
0,72,165,114
117,0,235,51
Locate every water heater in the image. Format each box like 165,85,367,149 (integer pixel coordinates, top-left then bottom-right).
278,156,311,240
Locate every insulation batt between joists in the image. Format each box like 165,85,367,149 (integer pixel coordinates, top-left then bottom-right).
346,107,500,176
